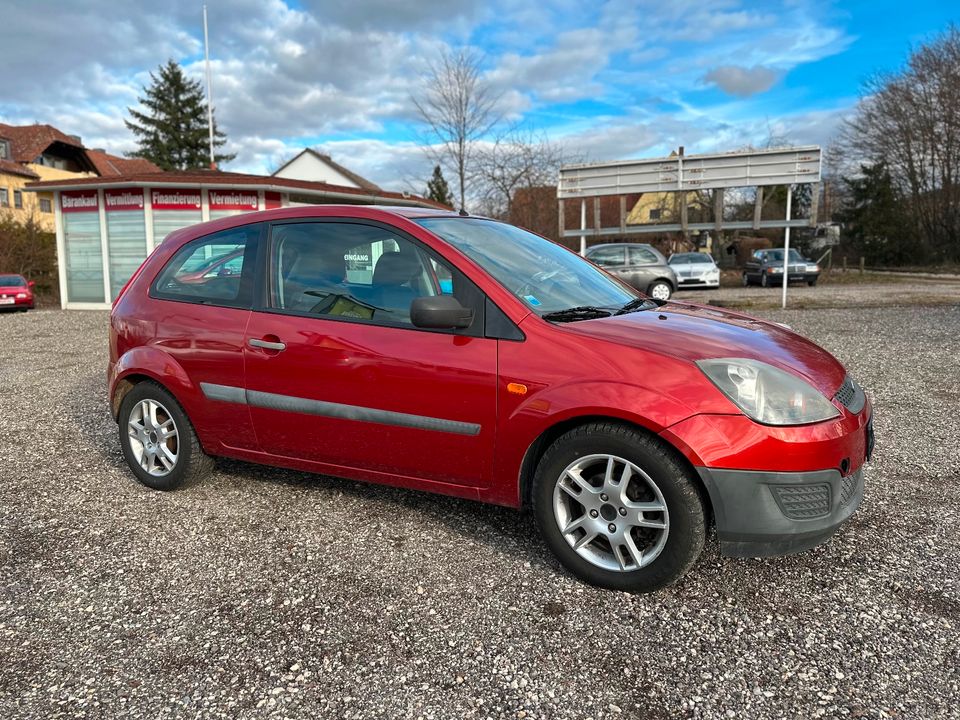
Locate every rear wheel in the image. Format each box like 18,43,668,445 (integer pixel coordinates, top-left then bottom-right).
760,272,769,287
532,423,706,592
118,382,213,490
647,280,672,301
741,272,749,287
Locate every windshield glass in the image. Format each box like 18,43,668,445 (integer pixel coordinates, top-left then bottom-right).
0,275,25,286
669,253,711,264
766,249,804,262
416,218,638,314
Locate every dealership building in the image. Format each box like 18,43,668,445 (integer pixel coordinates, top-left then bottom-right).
26,170,440,309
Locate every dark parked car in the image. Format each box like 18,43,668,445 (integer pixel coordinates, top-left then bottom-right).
0,274,35,311
585,243,677,301
743,248,820,287
109,206,873,592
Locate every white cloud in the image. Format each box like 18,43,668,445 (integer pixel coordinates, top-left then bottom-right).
703,65,781,97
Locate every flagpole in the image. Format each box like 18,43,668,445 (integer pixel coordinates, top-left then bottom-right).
203,4,215,169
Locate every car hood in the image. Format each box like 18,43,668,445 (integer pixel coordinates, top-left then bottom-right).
562,302,847,396
670,262,716,272
0,285,29,294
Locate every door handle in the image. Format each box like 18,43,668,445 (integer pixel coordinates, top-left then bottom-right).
248,337,286,351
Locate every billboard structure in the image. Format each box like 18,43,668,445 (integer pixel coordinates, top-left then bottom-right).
557,145,823,307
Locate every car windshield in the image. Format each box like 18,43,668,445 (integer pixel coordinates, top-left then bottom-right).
669,253,712,264
0,275,25,286
416,218,639,314
765,249,804,262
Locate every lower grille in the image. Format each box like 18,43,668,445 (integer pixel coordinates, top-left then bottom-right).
772,483,832,519
839,473,859,506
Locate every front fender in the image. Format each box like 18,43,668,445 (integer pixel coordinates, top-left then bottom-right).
488,380,700,507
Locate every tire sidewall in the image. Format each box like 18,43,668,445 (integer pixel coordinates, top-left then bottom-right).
532,427,705,593
119,382,197,491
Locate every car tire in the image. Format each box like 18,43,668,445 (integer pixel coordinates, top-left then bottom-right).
647,280,673,301
118,381,213,491
741,272,749,287
807,278,818,287
531,422,707,593
760,272,769,287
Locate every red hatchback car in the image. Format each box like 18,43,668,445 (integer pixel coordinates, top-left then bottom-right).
0,273,35,311
109,206,873,592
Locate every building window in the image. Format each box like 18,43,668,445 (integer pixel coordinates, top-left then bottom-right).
0,188,8,207
0,140,9,159
14,190,23,209
39,198,52,213
649,208,662,221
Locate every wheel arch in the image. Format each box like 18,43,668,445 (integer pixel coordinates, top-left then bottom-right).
517,414,713,525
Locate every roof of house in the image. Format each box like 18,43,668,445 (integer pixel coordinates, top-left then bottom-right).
85,150,161,177
0,158,40,179
272,148,381,191
24,169,447,209
0,123,83,163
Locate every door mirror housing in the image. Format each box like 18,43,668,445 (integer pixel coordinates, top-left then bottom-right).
27,280,35,289
410,295,474,329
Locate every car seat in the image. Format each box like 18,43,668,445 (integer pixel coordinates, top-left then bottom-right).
371,252,421,318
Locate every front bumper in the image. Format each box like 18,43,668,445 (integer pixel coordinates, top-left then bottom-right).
696,465,865,557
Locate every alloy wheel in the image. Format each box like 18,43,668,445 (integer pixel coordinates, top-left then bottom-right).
552,454,670,572
127,399,179,477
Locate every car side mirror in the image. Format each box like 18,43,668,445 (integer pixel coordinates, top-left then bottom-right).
27,281,35,289
410,295,474,329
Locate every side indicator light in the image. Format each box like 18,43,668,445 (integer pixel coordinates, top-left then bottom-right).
507,383,528,395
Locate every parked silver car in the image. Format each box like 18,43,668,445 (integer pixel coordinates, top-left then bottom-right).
667,252,720,289
585,243,677,300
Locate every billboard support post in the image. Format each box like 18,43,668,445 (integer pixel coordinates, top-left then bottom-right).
781,186,793,309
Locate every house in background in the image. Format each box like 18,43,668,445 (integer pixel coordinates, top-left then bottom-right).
0,123,159,231
272,148,381,191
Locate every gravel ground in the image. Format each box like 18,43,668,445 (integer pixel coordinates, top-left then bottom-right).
1,305,959,720
674,278,960,309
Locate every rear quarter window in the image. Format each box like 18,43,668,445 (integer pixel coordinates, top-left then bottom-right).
151,225,261,308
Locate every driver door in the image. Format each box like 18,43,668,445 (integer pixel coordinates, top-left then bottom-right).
243,220,498,489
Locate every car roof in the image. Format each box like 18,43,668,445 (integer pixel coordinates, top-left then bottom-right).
587,242,655,250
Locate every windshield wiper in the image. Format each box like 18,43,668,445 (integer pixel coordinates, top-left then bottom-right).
541,306,612,322
614,297,658,315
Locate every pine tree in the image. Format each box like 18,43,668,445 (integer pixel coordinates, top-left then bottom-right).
425,165,454,207
125,60,235,171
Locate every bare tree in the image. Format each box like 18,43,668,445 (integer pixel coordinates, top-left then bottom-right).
474,128,567,219
412,49,500,212
839,25,960,261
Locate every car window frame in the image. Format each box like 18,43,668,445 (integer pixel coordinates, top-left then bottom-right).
255,218,492,339
149,222,264,309
585,245,625,268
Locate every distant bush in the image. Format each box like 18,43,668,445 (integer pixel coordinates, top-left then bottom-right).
0,212,58,303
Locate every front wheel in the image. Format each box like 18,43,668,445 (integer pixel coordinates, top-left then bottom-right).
532,423,706,592
807,277,818,286
647,280,673,301
760,272,769,287
118,382,213,490
741,272,749,287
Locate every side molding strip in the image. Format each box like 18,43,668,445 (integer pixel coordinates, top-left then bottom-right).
199,382,481,436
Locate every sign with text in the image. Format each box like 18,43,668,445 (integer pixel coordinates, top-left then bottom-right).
151,189,201,211
209,190,258,211
61,190,99,213
104,189,145,212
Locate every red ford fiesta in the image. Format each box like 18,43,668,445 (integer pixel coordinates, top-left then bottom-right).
109,206,873,592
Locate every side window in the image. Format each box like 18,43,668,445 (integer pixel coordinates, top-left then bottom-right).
152,225,259,307
628,246,658,265
270,222,465,328
587,246,624,267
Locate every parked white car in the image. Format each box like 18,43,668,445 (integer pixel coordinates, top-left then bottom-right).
667,252,720,289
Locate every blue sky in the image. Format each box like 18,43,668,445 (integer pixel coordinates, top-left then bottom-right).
0,0,956,192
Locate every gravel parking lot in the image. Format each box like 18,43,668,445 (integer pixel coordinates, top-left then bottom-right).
1,303,959,719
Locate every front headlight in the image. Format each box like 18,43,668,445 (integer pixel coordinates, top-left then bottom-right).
806,264,819,272
770,266,783,273
696,358,841,425
16,293,26,299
